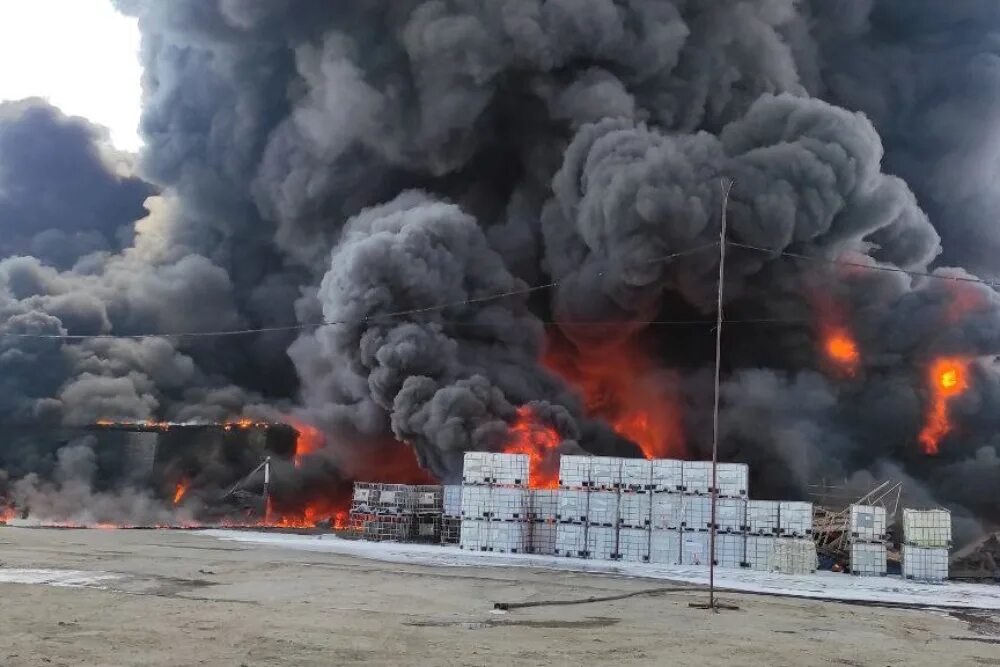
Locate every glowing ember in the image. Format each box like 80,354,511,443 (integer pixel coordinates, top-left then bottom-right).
503,406,561,488
543,335,685,460
918,358,969,455
173,479,189,505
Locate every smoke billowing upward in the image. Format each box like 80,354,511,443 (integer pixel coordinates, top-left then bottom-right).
0,1,998,541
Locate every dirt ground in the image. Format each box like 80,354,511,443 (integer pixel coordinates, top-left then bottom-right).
0,528,998,666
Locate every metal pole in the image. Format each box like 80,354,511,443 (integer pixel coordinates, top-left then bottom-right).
262,456,271,524
708,179,733,611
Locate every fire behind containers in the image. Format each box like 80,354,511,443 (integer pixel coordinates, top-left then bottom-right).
353,454,951,583
458,452,531,554
901,509,952,582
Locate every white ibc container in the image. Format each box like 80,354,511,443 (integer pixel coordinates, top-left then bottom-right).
651,493,684,530
903,508,952,547
559,455,591,488
849,504,887,542
459,519,489,551
442,485,462,517
681,531,711,565
462,451,491,485
489,487,529,521
682,495,713,531
587,525,617,560
530,522,557,555
587,490,620,525
773,538,817,575
902,545,949,582
778,501,813,537
619,492,651,528
555,522,588,557
621,458,652,490
682,461,712,495
649,529,681,565
746,500,779,535
556,489,588,523
489,521,528,553
715,533,746,569
413,486,442,513
716,497,746,533
850,541,887,576
530,489,558,522
490,453,530,486
651,459,683,492
590,456,623,489
745,535,776,571
618,527,650,562
460,485,491,519
715,462,749,498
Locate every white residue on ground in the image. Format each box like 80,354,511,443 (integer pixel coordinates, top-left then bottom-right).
0,568,120,588
200,529,1000,610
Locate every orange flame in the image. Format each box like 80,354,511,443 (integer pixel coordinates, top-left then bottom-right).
824,328,860,376
173,479,189,505
291,422,325,468
503,406,562,488
918,358,969,455
543,334,685,459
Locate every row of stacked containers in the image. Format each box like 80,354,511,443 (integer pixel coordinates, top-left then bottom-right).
457,453,819,574
348,483,443,542
349,454,951,581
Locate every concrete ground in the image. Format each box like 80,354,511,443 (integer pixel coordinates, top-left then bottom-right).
0,527,998,666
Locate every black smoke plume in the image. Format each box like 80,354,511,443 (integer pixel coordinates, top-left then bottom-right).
0,2,997,541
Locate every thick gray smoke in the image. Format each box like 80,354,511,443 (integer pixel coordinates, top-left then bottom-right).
0,1,998,538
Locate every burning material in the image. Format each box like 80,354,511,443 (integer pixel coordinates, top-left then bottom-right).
503,406,561,488
172,479,189,505
290,421,324,468
824,329,860,376
544,337,684,459
919,358,969,455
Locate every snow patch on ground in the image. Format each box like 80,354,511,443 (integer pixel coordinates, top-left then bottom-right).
0,568,120,588
200,530,1000,610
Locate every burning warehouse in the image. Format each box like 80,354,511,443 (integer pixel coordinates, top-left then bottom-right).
0,1,998,553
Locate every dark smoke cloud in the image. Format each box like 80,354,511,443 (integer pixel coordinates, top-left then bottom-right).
0,1,997,537
0,99,154,268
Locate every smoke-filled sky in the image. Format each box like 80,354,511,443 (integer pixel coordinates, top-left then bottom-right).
1,1,1000,543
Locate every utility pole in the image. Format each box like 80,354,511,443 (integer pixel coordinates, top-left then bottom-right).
690,179,734,613
262,456,271,524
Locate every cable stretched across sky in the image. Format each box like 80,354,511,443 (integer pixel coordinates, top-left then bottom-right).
3,238,998,342
0,243,721,341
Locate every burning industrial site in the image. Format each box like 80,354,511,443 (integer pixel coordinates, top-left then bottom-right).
0,1,998,549
4,2,1000,663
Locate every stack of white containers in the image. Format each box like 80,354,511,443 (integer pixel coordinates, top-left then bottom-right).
678,461,749,567
440,485,462,544
587,456,622,560
529,489,559,555
649,459,684,565
744,500,780,570
619,459,652,562
459,452,530,553
555,455,590,557
902,508,951,582
849,504,888,576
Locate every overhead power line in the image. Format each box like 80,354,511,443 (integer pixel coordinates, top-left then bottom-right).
0,243,720,341
729,241,1000,290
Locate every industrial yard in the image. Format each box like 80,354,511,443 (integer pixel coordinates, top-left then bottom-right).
1,527,999,667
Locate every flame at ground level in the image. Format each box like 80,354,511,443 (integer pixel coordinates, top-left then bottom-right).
919,358,969,455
